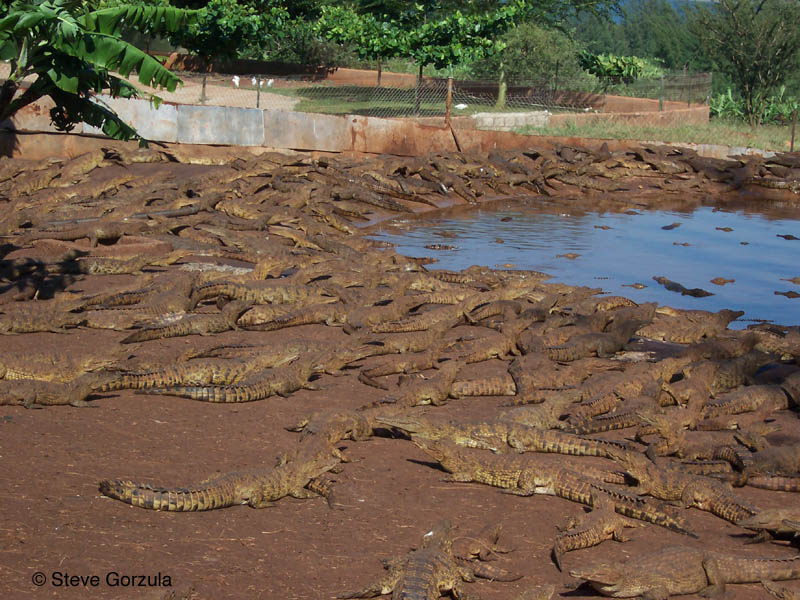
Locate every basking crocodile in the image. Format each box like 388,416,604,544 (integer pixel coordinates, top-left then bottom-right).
120,300,251,343
413,437,691,535
338,520,519,600
370,360,463,408
570,545,800,599
0,372,110,408
97,344,302,391
140,352,327,403
99,445,341,511
553,492,641,571
545,319,644,362
738,507,800,542
604,446,758,523
0,296,86,334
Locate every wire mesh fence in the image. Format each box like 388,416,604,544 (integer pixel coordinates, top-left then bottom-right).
155,70,713,119
0,59,712,124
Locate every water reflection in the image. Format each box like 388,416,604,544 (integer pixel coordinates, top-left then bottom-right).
369,203,800,327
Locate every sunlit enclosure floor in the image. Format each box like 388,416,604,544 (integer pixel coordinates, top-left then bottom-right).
0,141,799,600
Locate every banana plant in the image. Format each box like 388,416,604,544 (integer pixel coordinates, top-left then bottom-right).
0,0,199,141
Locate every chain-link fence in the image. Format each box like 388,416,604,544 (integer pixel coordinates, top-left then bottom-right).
154,70,712,118
0,59,712,122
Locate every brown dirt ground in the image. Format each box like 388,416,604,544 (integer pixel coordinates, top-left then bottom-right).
0,148,799,600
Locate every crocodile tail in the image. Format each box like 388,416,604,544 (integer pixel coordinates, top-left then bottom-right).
747,475,800,493
451,376,516,397
99,477,245,511
612,500,694,537
139,384,246,403
120,327,169,344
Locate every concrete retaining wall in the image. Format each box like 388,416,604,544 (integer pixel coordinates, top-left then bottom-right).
4,95,770,160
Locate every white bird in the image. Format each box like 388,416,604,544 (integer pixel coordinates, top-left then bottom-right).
259,79,265,88
454,103,468,110
266,79,274,87
231,75,240,88
251,76,257,87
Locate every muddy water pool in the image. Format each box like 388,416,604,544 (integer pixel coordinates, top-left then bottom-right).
368,200,800,327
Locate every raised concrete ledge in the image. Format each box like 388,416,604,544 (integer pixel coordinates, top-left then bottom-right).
84,96,178,142
264,110,350,152
177,104,264,146
6,96,759,161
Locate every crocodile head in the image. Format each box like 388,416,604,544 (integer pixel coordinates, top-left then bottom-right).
411,435,446,462
569,563,625,596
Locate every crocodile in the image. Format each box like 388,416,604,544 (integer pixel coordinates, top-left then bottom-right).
189,279,334,308
97,345,302,391
499,390,579,428
730,445,800,491
604,446,758,523
17,217,159,247
243,301,348,331
337,520,519,600
701,384,792,418
413,437,692,535
738,508,800,541
570,545,800,599
451,523,512,562
120,300,251,343
55,250,189,276
506,355,600,405
637,308,744,344
140,351,327,403
763,581,800,600
0,297,86,334
358,339,455,389
545,319,644,362
358,322,455,356
376,414,511,452
450,374,517,397
378,405,625,458
99,444,341,511
552,492,641,571
288,408,377,445
0,347,127,383
0,372,110,408
459,313,537,363
370,360,463,409
506,423,632,458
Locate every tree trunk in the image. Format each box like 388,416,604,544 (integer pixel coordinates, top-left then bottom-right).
414,63,423,116
495,60,507,109
377,58,382,89
200,58,209,105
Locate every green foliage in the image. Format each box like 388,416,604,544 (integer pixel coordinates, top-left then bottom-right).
316,1,533,71
711,86,799,125
468,21,587,83
688,0,800,124
578,50,643,88
315,6,403,63
0,0,198,140
170,0,261,62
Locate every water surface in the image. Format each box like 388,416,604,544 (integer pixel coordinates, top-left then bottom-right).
369,202,800,327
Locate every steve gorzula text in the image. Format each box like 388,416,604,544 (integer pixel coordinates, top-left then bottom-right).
50,571,172,587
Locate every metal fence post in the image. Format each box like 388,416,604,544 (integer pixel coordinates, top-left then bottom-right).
659,74,664,112
792,109,797,153
256,78,261,109
445,77,453,126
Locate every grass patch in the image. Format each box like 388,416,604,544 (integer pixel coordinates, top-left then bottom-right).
516,118,794,152
266,85,523,117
